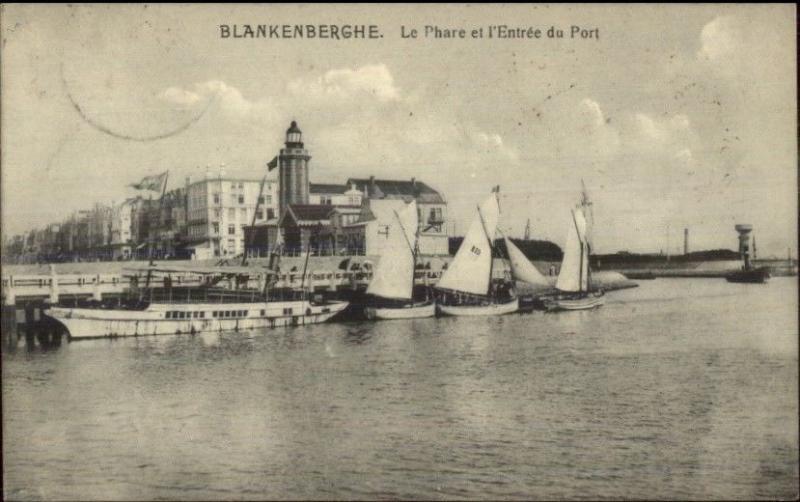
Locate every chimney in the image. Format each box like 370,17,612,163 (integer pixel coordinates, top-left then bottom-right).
369,175,375,195
684,228,689,255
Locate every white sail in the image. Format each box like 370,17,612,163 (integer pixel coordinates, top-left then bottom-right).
504,236,550,286
437,193,500,296
367,200,418,300
555,207,589,292
397,200,419,255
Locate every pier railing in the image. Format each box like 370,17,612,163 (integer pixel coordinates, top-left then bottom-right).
1,269,446,306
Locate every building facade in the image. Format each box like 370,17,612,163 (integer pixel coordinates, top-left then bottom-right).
186,174,279,259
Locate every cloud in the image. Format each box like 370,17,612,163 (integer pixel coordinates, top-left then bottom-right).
697,16,737,61
287,64,400,103
160,80,276,120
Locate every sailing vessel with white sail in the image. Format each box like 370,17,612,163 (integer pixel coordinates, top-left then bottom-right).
364,200,435,320
543,206,605,311
435,189,519,316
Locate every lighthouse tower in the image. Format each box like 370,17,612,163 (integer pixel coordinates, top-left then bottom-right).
278,121,311,216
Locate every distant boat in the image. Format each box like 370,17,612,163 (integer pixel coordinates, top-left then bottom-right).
435,190,519,316
364,200,435,320
543,206,605,311
726,230,770,284
726,266,770,283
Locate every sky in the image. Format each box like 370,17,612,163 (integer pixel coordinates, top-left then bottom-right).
1,4,796,257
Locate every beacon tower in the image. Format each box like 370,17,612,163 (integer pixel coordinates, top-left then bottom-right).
735,224,753,269
278,121,311,216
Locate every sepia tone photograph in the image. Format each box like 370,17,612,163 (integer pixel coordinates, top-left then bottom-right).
1,3,797,500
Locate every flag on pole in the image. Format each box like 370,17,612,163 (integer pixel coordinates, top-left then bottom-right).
267,156,278,171
130,172,168,192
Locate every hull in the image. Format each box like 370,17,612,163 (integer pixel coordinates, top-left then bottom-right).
44,300,349,340
438,298,519,317
726,267,770,283
544,292,605,312
364,302,436,320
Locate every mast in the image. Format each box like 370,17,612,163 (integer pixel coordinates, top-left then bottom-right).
299,226,316,301
571,209,584,293
242,175,267,266
477,204,495,296
393,208,417,298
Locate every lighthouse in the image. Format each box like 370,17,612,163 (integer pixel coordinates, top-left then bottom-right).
278,121,311,216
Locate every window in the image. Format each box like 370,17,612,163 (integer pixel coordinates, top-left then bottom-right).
256,210,263,220
228,224,236,235
258,196,265,204
214,209,221,218
213,193,220,205
212,222,219,234
283,308,293,315
199,312,205,318
238,195,245,204
166,312,172,319
267,209,275,220
265,195,272,205
349,196,360,205
213,311,218,318
225,311,231,317
260,309,266,316
238,182,244,189
231,182,237,190
240,208,247,218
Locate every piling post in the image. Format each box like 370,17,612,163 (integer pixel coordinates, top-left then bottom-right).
49,264,60,304
5,275,15,305
92,274,102,301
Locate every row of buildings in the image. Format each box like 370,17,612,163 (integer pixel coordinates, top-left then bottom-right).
4,121,450,263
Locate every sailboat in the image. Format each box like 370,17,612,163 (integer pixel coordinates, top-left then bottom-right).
435,189,519,316
543,206,605,311
364,200,436,320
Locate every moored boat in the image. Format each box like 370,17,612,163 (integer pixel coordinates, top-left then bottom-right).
46,297,348,339
44,267,348,340
363,199,435,320
434,188,519,316
545,203,605,312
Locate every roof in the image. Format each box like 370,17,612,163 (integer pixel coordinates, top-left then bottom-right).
346,178,445,204
310,183,348,194
356,198,407,224
330,205,362,215
279,204,335,226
